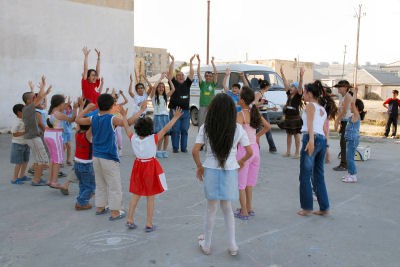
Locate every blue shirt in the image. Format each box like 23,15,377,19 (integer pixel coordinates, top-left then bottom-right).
90,113,119,162
63,110,73,134
227,91,241,112
344,116,360,141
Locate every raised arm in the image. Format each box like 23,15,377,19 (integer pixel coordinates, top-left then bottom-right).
196,54,202,84
149,73,166,98
158,108,182,141
280,65,289,91
143,75,154,96
34,76,51,106
28,81,35,93
119,90,128,106
127,101,147,126
120,106,133,138
167,53,175,80
240,72,249,87
55,101,78,123
166,76,176,98
95,48,101,78
128,74,135,98
75,98,92,126
188,54,196,81
82,47,90,80
298,67,304,95
98,77,104,94
223,68,230,92
211,56,218,84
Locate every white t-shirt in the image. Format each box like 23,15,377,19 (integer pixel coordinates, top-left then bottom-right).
301,102,327,136
133,93,148,115
195,123,250,170
11,118,26,144
152,95,168,115
338,93,352,121
130,133,157,159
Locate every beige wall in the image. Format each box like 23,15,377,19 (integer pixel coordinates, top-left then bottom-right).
69,0,134,10
134,46,169,78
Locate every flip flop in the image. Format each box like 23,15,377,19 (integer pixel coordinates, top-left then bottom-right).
144,225,157,233
95,207,109,215
47,183,62,189
126,222,137,230
11,178,25,184
109,210,126,221
20,176,31,181
31,179,47,186
234,213,249,220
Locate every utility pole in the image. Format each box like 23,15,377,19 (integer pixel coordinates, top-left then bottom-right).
342,45,347,79
206,0,210,65
353,4,366,87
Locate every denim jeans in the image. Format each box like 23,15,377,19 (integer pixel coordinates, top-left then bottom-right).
299,134,329,211
261,113,277,151
74,162,95,205
384,114,398,137
346,138,359,175
170,109,190,152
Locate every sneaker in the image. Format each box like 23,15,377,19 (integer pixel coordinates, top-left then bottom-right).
342,175,357,183
156,151,163,158
162,151,168,158
342,173,350,179
349,174,358,182
173,149,179,153
269,148,277,153
181,149,188,153
333,165,347,171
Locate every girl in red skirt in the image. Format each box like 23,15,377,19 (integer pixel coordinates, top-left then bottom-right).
121,107,182,232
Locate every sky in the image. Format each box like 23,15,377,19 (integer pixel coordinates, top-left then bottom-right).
134,0,400,65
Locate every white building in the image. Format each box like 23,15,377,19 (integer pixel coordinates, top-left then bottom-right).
0,0,135,129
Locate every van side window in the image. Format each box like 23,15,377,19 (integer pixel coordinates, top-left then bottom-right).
228,72,240,88
216,73,225,89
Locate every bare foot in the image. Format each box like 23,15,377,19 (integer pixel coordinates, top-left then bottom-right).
297,210,313,216
313,210,330,216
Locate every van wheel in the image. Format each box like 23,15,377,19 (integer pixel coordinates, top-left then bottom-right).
190,108,199,126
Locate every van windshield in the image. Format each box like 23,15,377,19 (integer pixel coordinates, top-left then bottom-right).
244,71,285,91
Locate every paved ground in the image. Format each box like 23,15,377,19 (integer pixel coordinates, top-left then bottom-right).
0,126,399,267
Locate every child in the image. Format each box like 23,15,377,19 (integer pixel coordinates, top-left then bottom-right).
121,107,182,232
74,97,95,210
279,66,304,159
81,46,102,105
192,94,253,256
129,74,151,118
319,86,338,163
10,104,31,184
63,103,73,165
383,89,400,138
149,72,176,158
76,94,146,221
234,86,270,220
110,88,129,156
298,81,329,216
44,95,77,189
22,75,52,186
342,87,366,183
223,69,250,112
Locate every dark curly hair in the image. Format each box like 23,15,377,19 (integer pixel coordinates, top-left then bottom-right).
240,86,262,129
204,94,236,168
134,116,154,137
97,94,114,111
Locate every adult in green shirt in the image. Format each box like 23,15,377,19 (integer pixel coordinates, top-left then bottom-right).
197,54,217,128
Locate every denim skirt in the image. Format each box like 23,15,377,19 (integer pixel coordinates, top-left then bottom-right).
203,168,238,201
153,114,170,135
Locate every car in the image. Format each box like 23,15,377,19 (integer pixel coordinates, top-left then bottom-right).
181,63,287,126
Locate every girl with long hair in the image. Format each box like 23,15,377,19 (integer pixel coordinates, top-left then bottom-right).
44,95,77,189
149,72,176,158
235,86,270,220
192,94,252,256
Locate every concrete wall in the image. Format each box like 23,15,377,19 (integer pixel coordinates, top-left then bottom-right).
0,0,134,129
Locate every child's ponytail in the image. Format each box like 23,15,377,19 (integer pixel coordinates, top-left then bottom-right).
250,103,262,129
47,94,66,128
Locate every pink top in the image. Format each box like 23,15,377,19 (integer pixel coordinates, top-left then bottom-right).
240,110,257,145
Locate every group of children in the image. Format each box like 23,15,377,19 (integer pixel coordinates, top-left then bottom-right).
9,47,371,256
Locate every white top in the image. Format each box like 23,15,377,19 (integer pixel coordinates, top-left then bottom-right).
338,93,352,121
133,93,148,115
195,123,250,170
130,133,157,159
11,118,26,144
152,95,168,115
301,102,327,136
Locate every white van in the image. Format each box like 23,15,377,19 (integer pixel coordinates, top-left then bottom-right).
181,63,287,126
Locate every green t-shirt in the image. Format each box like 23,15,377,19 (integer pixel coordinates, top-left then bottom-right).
199,81,216,107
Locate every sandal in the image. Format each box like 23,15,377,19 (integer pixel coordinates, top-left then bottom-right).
126,222,137,230
11,178,25,184
109,210,126,221
47,183,62,189
20,176,31,181
144,225,157,233
31,179,47,186
248,210,255,216
197,235,210,255
234,213,249,220
313,210,329,216
95,207,109,215
297,210,313,216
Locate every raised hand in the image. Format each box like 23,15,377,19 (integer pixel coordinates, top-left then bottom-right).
66,96,71,106
211,56,215,63
130,74,133,83
119,89,123,95
173,107,183,119
82,46,90,56
196,54,200,62
190,54,196,62
280,65,284,75
168,53,174,61
28,81,35,91
225,68,231,76
95,48,101,58
39,75,46,89
300,67,305,77
100,77,104,84
78,96,84,107
73,100,79,109
120,106,128,118
46,85,52,95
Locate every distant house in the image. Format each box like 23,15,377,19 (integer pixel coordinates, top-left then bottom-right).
380,61,400,76
343,69,400,99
